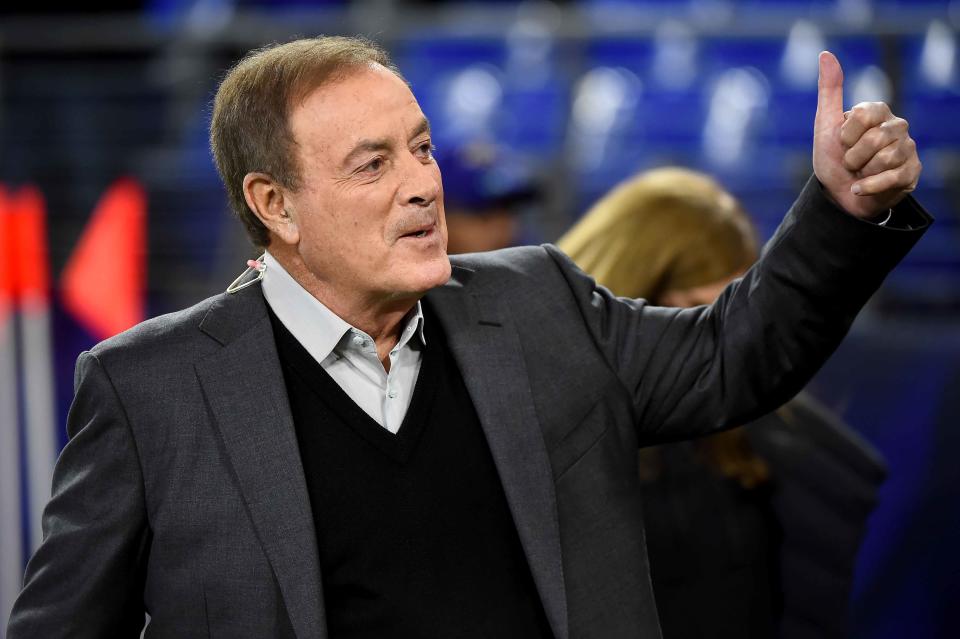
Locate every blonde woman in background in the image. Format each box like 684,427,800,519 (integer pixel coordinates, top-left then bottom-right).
558,167,886,639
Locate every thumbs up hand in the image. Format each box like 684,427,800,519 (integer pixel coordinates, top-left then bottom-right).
813,51,921,219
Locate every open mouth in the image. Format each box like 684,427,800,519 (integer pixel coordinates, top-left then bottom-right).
401,224,434,240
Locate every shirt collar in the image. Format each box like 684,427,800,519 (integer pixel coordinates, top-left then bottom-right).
261,251,426,364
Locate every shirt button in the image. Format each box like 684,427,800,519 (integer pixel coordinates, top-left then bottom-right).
387,389,397,399
352,335,365,347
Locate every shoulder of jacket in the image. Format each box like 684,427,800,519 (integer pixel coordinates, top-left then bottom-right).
449,244,570,285
87,291,231,364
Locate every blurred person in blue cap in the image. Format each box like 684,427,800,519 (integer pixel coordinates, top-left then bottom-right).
435,140,541,254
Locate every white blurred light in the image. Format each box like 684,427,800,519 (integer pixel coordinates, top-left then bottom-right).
689,0,734,26
506,17,555,88
703,67,770,166
444,66,504,136
781,20,826,89
653,19,698,91
516,0,563,28
921,20,957,88
570,67,641,171
186,0,234,37
572,67,641,134
835,0,872,29
850,66,893,105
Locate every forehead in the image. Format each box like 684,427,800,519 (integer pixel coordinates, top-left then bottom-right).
289,64,425,162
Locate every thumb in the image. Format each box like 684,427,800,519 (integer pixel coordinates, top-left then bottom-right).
816,50,844,125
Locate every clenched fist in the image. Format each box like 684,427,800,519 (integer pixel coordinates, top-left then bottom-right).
813,51,922,219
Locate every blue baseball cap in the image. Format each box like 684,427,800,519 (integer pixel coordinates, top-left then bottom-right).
435,140,540,212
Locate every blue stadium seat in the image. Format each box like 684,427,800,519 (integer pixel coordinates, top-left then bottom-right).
577,36,708,185
899,23,960,149
393,35,570,157
393,36,507,133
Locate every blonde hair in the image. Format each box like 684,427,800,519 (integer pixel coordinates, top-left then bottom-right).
559,167,767,488
558,167,758,301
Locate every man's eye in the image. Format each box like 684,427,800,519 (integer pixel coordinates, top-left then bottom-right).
362,158,384,173
417,142,435,159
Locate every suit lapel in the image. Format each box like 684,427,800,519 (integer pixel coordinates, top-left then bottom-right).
194,286,325,639
427,270,569,639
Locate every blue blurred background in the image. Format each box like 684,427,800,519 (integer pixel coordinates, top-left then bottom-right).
0,1,958,637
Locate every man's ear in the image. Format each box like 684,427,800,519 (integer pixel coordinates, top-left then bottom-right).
242,172,299,246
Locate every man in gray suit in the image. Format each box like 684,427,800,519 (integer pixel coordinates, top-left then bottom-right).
8,37,928,638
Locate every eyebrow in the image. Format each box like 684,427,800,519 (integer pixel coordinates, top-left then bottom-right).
410,116,431,141
340,116,432,170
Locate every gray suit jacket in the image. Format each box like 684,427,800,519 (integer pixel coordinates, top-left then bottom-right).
7,179,929,638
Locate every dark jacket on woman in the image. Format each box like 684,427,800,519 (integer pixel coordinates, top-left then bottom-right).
642,392,886,638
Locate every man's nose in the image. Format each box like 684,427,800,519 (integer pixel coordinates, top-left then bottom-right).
399,152,441,207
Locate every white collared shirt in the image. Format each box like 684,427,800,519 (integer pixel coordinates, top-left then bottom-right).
261,252,425,434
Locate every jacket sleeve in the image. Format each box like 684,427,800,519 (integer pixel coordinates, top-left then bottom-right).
7,351,149,638
545,176,931,443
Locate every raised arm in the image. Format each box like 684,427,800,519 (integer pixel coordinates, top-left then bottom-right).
547,53,930,443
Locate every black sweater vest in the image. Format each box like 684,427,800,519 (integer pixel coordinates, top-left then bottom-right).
269,306,553,639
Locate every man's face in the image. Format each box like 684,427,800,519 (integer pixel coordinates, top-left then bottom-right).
281,64,450,305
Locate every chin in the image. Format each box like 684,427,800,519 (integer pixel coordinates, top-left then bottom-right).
419,254,452,290
384,259,449,299
387,250,452,297
409,254,451,293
